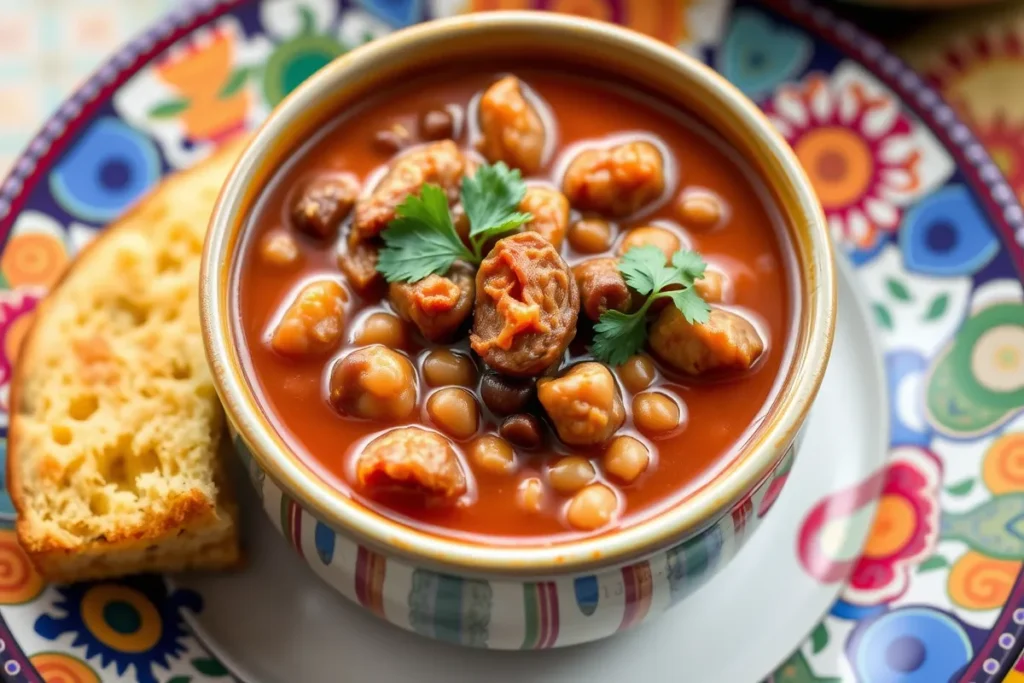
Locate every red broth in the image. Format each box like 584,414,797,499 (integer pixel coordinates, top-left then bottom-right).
232,67,797,544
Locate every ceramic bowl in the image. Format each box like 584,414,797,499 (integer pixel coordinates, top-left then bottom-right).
201,12,836,649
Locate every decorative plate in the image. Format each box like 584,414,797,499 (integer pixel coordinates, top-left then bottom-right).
0,1,1022,682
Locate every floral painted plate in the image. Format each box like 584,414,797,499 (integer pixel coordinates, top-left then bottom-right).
0,1,1022,682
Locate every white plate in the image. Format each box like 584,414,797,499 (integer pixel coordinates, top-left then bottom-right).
176,256,888,682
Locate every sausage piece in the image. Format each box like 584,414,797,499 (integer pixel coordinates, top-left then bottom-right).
470,232,579,377
521,186,570,249
356,427,466,504
477,76,546,174
573,257,632,322
291,173,361,240
389,262,475,342
329,345,417,421
269,279,347,358
563,141,665,217
649,306,764,375
352,140,466,240
338,238,383,293
537,362,625,446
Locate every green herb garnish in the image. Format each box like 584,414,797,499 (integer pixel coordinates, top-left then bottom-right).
375,162,532,283
590,245,711,366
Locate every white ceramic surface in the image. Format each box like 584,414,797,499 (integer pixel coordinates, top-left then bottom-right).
175,256,887,682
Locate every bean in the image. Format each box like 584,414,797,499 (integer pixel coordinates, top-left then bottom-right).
419,108,455,141
603,436,650,484
517,477,545,514
633,392,681,435
547,456,596,495
618,226,681,262
259,230,301,268
427,388,479,439
499,414,543,449
480,373,534,416
566,484,618,531
567,218,613,254
469,435,517,476
353,312,408,349
617,354,657,394
422,350,477,387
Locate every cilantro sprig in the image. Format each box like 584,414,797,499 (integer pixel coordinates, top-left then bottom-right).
590,245,712,366
375,162,532,283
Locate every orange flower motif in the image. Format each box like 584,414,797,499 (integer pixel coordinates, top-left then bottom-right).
1,232,68,289
0,529,45,605
29,653,100,683
982,432,1024,495
152,24,250,144
947,550,1021,610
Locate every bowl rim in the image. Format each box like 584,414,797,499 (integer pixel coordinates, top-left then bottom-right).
201,11,837,577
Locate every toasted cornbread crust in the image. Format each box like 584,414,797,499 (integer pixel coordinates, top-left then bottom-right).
8,138,249,582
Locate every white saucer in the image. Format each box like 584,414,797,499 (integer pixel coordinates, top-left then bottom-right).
176,257,889,682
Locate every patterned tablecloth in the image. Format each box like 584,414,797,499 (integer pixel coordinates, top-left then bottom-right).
2,0,1024,679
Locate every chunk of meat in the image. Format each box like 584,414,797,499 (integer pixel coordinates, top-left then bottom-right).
356,427,466,504
389,262,475,342
477,75,547,174
537,362,625,446
329,345,417,420
269,280,347,357
573,258,631,322
338,238,382,293
649,306,764,375
352,140,466,240
290,173,361,239
521,187,569,249
562,141,666,217
470,232,579,376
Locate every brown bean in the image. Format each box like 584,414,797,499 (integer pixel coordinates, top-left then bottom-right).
329,346,416,421
679,189,725,229
422,350,477,387
479,373,534,416
632,391,681,435
603,436,650,484
618,226,681,262
567,218,613,254
468,435,517,476
290,174,360,239
547,455,596,495
353,312,408,349
426,388,479,440
618,354,657,393
420,108,455,141
373,123,413,155
259,230,301,268
499,414,543,449
566,484,618,531
517,476,545,514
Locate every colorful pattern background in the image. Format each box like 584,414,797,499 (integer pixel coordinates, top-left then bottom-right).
0,0,1023,681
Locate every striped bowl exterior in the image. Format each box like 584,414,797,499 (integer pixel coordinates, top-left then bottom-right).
233,426,796,649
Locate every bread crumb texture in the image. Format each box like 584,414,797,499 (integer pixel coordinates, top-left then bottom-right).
9,138,248,582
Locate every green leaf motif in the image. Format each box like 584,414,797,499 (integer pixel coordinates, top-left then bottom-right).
148,99,190,119
886,277,912,302
810,622,829,654
918,555,950,573
945,478,975,496
872,302,893,330
218,67,250,98
192,657,229,677
924,293,950,321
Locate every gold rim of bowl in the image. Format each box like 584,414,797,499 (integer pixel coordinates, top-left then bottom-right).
201,11,837,577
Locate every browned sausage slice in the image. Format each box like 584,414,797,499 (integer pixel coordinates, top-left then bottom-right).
356,427,467,504
477,76,547,174
352,140,466,240
573,257,632,322
388,262,475,342
649,306,764,375
470,232,579,376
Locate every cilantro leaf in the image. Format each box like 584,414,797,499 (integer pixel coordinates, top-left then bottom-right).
590,309,648,367
460,161,531,242
375,185,472,283
618,245,677,296
590,247,710,365
672,250,706,285
665,287,711,325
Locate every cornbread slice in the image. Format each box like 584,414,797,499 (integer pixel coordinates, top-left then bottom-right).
8,138,248,582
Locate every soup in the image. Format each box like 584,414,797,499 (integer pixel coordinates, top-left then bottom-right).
232,67,796,543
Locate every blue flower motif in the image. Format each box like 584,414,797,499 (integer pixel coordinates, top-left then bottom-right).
49,118,161,223
355,0,423,28
886,351,933,448
34,576,201,683
315,521,335,565
717,8,813,99
899,184,999,276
